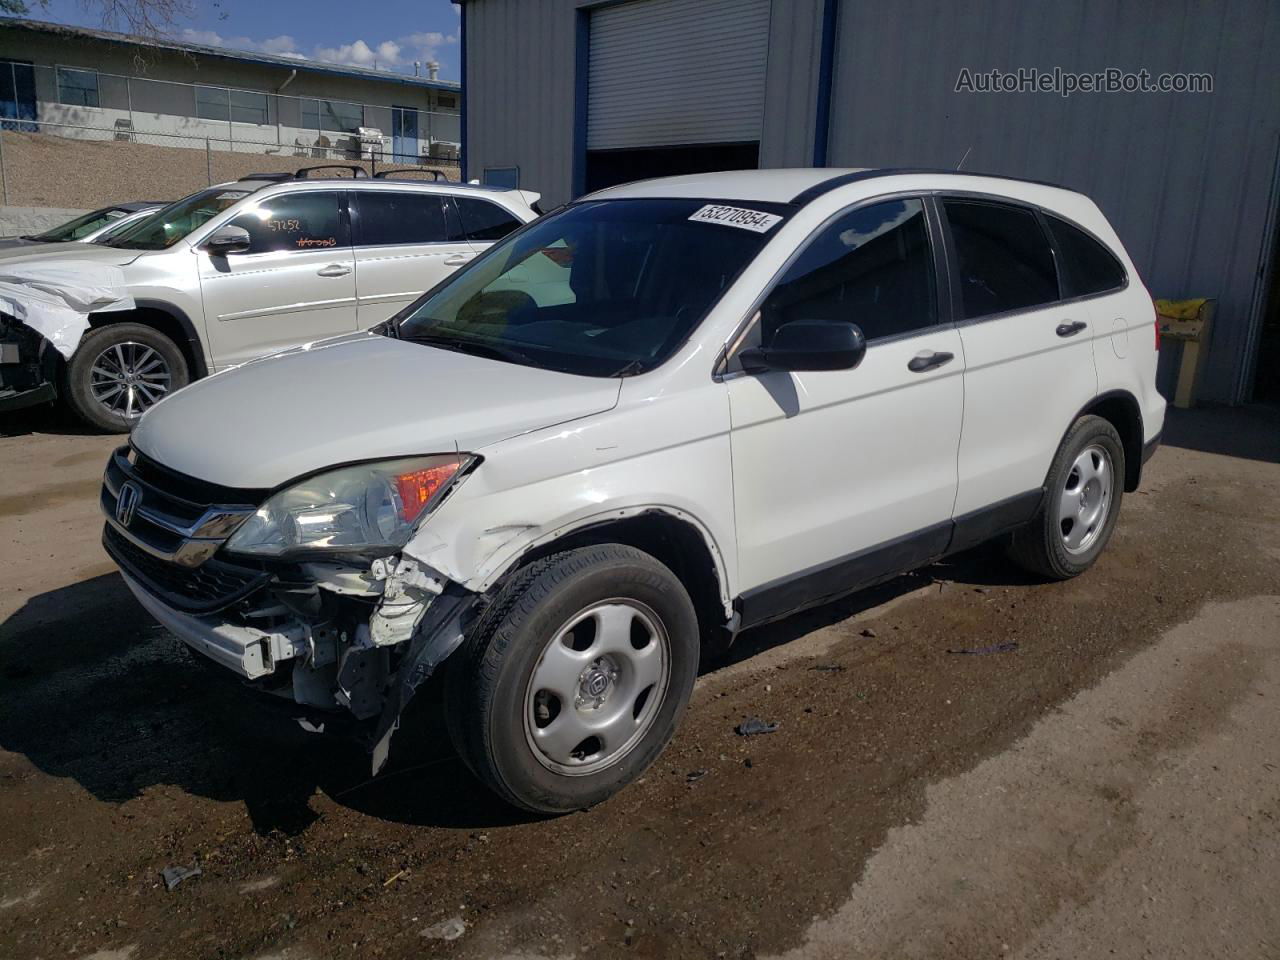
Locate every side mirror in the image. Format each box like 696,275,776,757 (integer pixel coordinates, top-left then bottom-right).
739,319,867,373
202,224,252,256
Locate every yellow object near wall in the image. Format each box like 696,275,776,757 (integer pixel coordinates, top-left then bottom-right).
1156,298,1215,409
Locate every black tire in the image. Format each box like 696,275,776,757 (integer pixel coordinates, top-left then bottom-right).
444,544,700,814
64,323,189,433
1008,414,1126,580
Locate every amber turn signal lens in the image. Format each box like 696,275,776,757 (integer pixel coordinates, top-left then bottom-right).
394,461,461,524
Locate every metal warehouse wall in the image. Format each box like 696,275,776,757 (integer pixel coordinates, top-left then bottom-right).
465,0,1279,403
463,0,828,205
826,0,1280,403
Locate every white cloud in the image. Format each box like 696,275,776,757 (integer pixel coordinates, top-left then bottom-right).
182,27,458,78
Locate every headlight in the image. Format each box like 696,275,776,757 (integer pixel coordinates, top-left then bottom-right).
225,454,474,557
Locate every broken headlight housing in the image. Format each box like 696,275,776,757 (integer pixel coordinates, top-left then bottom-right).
225,454,474,557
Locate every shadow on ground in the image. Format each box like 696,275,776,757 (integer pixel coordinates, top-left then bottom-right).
0,539,1039,835
1162,402,1280,463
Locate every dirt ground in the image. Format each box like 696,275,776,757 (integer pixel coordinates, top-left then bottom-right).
1,403,1278,960
0,131,460,210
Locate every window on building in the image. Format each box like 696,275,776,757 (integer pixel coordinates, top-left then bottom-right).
57,67,99,108
943,200,1059,319
454,196,523,243
437,93,457,109
196,85,229,122
1043,214,1126,298
197,86,269,126
483,167,520,189
761,198,937,344
228,192,348,254
355,192,449,246
300,98,364,134
229,89,268,125
0,60,37,130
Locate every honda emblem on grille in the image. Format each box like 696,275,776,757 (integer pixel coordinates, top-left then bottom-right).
115,481,141,527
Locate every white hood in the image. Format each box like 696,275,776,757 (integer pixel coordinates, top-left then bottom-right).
131,333,622,489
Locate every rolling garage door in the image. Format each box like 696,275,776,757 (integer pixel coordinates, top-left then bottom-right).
587,0,771,151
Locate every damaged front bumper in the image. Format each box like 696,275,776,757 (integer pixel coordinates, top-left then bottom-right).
101,445,484,771
0,315,57,412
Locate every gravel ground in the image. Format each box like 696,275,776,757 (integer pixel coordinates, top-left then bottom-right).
0,131,460,209
0,403,1277,960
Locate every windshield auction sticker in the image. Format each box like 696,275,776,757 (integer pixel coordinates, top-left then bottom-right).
688,204,782,233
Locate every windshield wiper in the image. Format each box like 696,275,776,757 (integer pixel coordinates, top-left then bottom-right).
609,359,647,377
405,331,537,367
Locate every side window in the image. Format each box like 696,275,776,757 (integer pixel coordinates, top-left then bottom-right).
229,192,347,255
761,197,937,344
1044,214,1126,297
943,200,1058,319
454,196,523,242
356,192,448,246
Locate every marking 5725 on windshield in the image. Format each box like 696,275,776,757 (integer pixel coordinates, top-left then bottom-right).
688,204,782,233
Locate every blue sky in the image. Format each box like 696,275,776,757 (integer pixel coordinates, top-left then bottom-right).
28,0,462,81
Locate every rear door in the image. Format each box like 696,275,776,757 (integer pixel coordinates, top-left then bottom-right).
727,196,965,620
197,189,356,369
942,197,1098,530
350,189,474,325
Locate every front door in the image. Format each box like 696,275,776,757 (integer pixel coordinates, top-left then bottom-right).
197,190,357,369
727,197,965,624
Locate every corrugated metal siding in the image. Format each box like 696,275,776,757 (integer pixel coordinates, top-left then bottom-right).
465,0,581,207
758,0,824,169
825,0,1280,403
587,0,770,150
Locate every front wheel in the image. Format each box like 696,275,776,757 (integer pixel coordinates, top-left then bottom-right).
64,323,189,433
444,544,700,813
1008,414,1125,580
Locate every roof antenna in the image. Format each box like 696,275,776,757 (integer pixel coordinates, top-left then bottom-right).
956,146,972,171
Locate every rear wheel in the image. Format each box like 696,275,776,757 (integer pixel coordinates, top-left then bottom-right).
445,544,699,813
1008,415,1125,579
64,323,188,432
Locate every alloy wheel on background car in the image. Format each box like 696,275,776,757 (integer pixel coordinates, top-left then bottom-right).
88,341,172,420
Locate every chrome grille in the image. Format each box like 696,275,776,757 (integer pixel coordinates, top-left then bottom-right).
101,445,260,568
104,525,270,614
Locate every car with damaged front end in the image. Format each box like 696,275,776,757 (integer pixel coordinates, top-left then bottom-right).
101,168,1165,813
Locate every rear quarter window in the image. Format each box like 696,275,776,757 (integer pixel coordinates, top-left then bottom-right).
1044,214,1127,297
455,196,523,242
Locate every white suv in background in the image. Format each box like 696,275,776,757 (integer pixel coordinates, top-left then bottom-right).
0,167,539,429
101,168,1165,813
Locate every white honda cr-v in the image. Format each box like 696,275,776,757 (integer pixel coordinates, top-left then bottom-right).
101,168,1165,813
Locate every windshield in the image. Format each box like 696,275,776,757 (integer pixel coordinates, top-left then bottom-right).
104,187,255,250
90,209,159,244
397,198,787,377
28,206,128,242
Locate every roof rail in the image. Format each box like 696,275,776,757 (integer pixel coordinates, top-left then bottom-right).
372,169,447,182
240,172,293,182
293,164,370,180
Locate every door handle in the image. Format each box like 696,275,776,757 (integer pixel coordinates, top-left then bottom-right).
443,253,475,267
1056,320,1088,337
907,350,955,373
317,263,351,278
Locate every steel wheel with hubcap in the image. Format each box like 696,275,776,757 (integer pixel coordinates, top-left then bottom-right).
64,322,189,433
1008,414,1126,580
1058,443,1113,555
446,544,699,814
524,600,671,776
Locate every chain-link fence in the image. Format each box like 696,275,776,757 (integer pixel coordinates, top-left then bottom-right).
0,61,461,210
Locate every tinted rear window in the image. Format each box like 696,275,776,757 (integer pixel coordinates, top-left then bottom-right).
1044,214,1126,297
944,200,1059,319
455,196,523,242
357,192,449,246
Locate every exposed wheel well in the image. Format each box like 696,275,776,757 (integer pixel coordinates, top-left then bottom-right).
512,512,730,646
1081,391,1143,491
88,306,207,379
